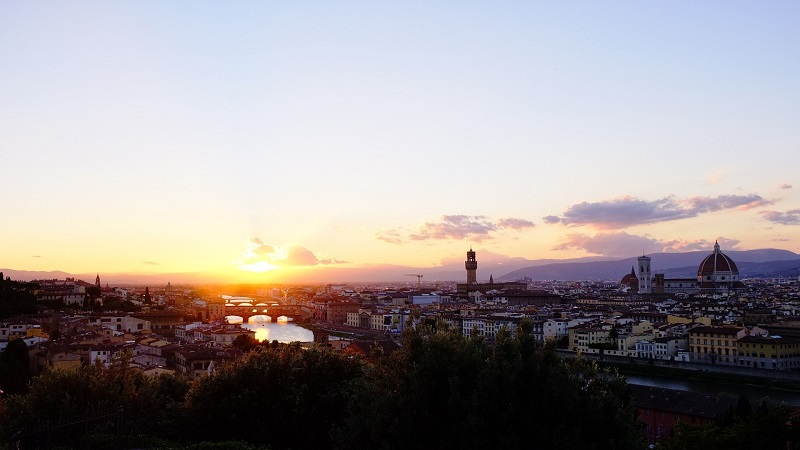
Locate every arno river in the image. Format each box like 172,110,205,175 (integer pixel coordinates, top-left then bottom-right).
227,315,314,343
625,374,800,407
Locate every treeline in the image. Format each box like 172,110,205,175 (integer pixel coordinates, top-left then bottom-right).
0,277,38,319
1,321,647,449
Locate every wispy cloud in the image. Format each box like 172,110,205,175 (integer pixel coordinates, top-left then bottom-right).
552,194,773,229
760,209,800,225
32,255,42,258
554,232,740,257
375,229,405,244
236,237,348,270
496,217,535,230
379,215,535,244
142,261,159,265
778,183,793,190
706,170,726,185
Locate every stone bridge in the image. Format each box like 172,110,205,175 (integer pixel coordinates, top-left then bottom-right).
224,304,303,322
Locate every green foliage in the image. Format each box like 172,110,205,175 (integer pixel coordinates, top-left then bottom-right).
658,403,800,450
0,280,38,318
335,320,645,450
231,334,258,352
184,343,365,450
99,298,141,312
86,286,101,298
0,354,192,442
2,322,646,449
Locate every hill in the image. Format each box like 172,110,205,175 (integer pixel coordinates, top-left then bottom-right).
497,249,800,282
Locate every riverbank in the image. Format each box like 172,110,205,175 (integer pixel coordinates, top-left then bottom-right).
597,359,800,392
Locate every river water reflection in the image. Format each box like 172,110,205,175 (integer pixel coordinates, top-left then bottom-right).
240,320,314,343
625,374,800,407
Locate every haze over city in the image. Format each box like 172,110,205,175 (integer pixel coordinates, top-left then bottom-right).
2,2,799,283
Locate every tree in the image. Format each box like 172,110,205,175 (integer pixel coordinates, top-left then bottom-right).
735,394,752,419
660,403,800,450
336,320,645,450
184,343,365,450
0,357,192,443
231,334,257,352
0,338,31,396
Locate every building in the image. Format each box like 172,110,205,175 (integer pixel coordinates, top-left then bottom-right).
624,241,747,296
737,335,800,370
696,241,747,294
688,325,741,364
631,385,733,446
638,255,652,294
174,347,239,378
455,249,527,298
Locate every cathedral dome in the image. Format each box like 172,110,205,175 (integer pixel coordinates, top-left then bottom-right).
697,241,739,282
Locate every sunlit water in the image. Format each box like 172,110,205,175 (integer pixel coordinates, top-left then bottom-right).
231,316,314,343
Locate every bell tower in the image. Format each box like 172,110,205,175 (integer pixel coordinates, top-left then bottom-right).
637,255,651,294
465,248,477,284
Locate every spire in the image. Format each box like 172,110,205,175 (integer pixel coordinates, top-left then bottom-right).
714,240,720,253
489,274,494,284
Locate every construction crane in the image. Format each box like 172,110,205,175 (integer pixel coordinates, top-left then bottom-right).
406,273,423,288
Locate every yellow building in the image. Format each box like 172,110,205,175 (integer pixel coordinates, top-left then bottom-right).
688,326,741,364
737,335,800,370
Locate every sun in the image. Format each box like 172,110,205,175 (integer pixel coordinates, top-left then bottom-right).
238,261,281,273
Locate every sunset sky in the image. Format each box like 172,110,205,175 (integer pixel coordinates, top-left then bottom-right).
2,2,799,282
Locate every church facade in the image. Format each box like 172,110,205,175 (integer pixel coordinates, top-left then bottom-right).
624,241,747,296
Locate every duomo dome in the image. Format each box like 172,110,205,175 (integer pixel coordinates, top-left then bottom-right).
697,241,739,284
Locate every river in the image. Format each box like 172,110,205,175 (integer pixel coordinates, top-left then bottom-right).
625,374,800,407
240,319,314,343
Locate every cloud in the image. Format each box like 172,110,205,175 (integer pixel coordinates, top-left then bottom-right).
554,232,662,258
553,194,773,229
554,232,740,257
496,217,535,230
684,195,770,212
410,215,497,241
778,183,793,190
659,237,741,252
439,249,514,266
542,215,562,224
142,261,159,265
237,238,347,269
376,229,405,244
706,170,726,185
379,215,536,243
760,209,800,225
32,255,42,258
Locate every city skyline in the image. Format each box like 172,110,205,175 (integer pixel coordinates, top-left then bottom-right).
2,2,799,283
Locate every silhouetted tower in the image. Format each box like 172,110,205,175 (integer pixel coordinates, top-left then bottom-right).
95,274,101,292
144,287,152,304
638,254,652,294
465,248,477,284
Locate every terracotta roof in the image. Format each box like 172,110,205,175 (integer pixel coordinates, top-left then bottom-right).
697,241,739,276
630,385,733,419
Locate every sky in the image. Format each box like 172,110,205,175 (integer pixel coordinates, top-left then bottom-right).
2,1,799,282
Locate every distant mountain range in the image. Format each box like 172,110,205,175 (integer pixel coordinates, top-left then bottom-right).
496,249,800,282
3,248,799,285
